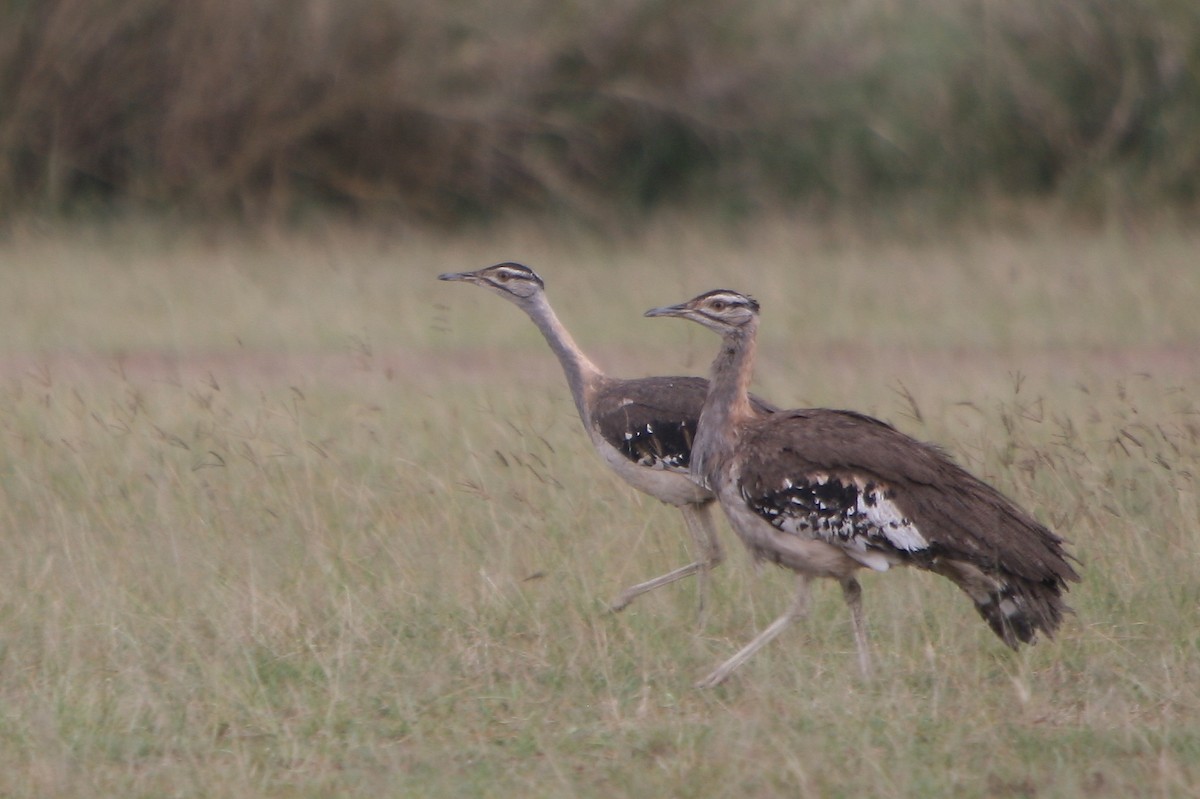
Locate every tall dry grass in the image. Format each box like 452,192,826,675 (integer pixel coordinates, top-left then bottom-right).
0,216,1198,796
1,0,1198,222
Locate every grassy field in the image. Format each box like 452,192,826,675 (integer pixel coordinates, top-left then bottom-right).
1,214,1198,797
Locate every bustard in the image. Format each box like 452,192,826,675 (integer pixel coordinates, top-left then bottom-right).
646,289,1079,687
438,263,776,618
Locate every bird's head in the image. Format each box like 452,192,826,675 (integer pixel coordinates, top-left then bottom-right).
438,262,546,302
644,289,760,335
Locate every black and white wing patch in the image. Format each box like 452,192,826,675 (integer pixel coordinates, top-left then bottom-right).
592,377,712,474
619,417,695,471
592,377,776,474
745,472,930,571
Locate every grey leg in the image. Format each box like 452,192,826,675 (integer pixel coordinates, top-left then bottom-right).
841,576,872,679
608,502,724,622
695,574,811,689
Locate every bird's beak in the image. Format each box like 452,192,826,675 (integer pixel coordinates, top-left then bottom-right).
644,302,691,319
437,271,476,282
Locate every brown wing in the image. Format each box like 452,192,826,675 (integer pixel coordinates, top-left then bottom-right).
737,409,1079,587
736,408,1079,646
593,377,775,472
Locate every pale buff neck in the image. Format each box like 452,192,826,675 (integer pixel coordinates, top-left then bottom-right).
692,319,759,490
521,292,605,426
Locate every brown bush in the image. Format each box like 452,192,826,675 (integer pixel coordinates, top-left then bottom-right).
1,0,1197,223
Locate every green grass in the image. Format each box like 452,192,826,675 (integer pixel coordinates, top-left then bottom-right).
0,215,1198,797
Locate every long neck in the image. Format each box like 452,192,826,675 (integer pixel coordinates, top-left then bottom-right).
692,321,758,489
523,293,605,425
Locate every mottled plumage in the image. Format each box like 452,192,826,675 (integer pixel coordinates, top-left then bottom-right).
646,289,1080,687
439,265,776,617
735,408,1077,647
593,377,774,473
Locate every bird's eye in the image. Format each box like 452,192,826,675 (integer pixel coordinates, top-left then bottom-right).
496,272,511,282
710,300,726,311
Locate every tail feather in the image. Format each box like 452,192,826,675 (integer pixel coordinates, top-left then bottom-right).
931,558,1071,649
974,582,1058,649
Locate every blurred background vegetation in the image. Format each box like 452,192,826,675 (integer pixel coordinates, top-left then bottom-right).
1,0,1198,227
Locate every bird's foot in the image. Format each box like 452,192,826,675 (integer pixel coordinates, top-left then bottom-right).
606,591,635,614
694,666,733,690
